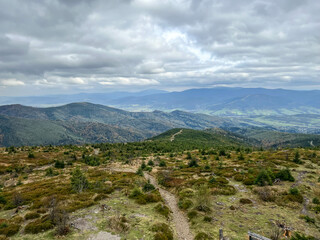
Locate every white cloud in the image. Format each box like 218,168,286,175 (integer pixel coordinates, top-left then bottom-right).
1,79,25,86
0,0,319,95
99,77,159,86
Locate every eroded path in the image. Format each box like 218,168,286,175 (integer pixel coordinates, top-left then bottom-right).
170,129,183,142
144,172,193,240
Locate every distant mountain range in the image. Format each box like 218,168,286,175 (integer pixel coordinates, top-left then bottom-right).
2,87,320,116
0,102,320,148
0,102,242,146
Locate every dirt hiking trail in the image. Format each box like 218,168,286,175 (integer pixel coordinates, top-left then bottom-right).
144,172,193,240
170,129,183,142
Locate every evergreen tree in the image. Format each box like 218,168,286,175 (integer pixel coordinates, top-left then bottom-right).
70,167,89,193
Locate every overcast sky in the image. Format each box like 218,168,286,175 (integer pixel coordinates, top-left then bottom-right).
0,0,319,96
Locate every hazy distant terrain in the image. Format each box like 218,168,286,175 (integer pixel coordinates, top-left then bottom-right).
2,87,320,135
1,102,320,148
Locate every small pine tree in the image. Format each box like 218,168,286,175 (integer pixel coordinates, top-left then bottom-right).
293,151,302,164
255,170,273,186
70,167,89,193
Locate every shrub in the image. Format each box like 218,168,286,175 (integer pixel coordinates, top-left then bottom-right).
312,197,319,204
106,214,129,233
216,177,228,185
195,185,211,212
0,224,20,237
302,215,315,224
178,188,194,198
152,223,173,240
54,160,65,169
238,153,245,160
154,204,170,218
136,167,144,176
70,167,89,193
234,174,244,182
188,159,199,168
240,198,253,204
290,187,299,195
282,188,304,203
25,212,40,220
54,209,70,236
178,199,193,210
84,156,100,166
187,210,198,219
28,152,35,158
243,175,255,185
45,167,58,177
24,220,53,234
313,205,320,213
195,232,213,240
141,161,147,170
143,182,155,192
254,187,276,202
293,151,302,164
148,160,154,166
276,168,295,182
0,195,6,205
129,187,143,199
255,170,273,186
203,216,212,222
159,160,166,167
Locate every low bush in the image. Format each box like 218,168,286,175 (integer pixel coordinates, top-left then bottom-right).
187,210,198,219
154,203,170,218
159,160,166,167
25,212,40,220
178,199,193,210
0,195,6,205
0,224,20,237
254,187,276,202
243,175,255,185
188,159,199,168
143,182,155,192
195,232,213,240
234,174,244,182
152,223,173,240
24,219,54,234
275,168,295,182
239,198,253,204
255,170,273,186
45,168,58,177
54,160,65,169
302,215,315,224
106,214,129,233
83,155,100,166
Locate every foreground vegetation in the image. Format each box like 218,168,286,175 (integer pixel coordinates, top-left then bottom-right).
0,130,320,239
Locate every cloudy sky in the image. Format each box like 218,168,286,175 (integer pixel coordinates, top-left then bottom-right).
0,0,319,96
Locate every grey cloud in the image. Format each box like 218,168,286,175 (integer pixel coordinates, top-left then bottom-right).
0,0,319,96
